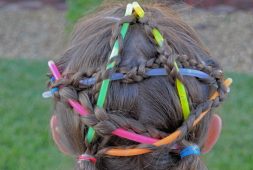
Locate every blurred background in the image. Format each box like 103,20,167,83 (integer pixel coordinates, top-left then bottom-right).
0,0,252,169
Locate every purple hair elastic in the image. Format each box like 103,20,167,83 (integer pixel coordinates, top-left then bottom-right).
79,68,210,86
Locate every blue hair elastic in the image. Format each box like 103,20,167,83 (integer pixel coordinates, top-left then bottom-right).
42,87,59,98
50,77,56,82
180,145,201,158
80,68,210,86
42,77,59,98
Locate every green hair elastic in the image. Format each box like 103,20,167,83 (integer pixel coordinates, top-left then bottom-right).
86,4,134,143
133,2,190,120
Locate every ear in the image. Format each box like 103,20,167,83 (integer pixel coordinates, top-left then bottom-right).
202,114,222,154
50,115,72,155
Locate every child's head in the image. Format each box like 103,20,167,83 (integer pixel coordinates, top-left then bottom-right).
47,2,231,170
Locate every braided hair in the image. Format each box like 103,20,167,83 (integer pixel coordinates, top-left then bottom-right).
48,3,229,170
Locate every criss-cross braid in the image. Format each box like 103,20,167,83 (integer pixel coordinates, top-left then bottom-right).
49,2,231,160
85,4,229,157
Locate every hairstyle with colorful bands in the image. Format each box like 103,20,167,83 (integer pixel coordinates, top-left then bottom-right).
87,1,190,144
104,78,232,157
48,60,159,144
132,3,191,121
47,2,232,170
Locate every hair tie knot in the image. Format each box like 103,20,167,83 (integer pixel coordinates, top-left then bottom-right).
78,154,97,164
180,145,200,158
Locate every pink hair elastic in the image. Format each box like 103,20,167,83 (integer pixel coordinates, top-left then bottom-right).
48,60,159,144
48,60,62,80
112,128,158,144
68,99,90,116
78,154,97,164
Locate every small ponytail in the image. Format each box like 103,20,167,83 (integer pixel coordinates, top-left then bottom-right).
174,144,207,170
77,153,97,170
180,145,200,159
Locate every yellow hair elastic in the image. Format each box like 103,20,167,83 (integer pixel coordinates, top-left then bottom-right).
132,1,145,18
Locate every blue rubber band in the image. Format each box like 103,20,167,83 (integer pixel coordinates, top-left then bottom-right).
180,145,200,158
43,68,210,98
42,87,59,98
146,68,167,76
179,68,210,79
80,68,210,86
50,77,55,83
51,87,59,94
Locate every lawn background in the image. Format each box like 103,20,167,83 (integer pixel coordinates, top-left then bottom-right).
1,0,253,169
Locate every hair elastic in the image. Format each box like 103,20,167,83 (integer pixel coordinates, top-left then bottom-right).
42,75,59,98
78,154,97,164
112,128,158,144
132,1,145,18
180,145,200,158
152,28,164,46
104,16,121,21
50,76,56,82
176,79,190,120
42,87,59,98
68,99,90,116
48,60,61,80
79,68,210,86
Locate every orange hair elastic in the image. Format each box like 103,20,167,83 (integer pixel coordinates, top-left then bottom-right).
104,78,232,156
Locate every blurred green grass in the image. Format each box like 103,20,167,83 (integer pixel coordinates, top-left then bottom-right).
0,59,73,170
204,71,253,170
0,58,252,169
66,0,102,25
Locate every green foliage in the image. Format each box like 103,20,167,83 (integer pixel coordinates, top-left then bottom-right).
0,58,252,169
66,0,102,25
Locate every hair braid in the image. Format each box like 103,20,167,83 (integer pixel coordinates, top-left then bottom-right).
80,107,167,139
90,15,137,101
138,15,184,84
